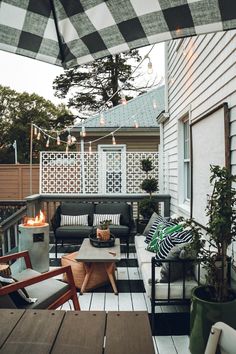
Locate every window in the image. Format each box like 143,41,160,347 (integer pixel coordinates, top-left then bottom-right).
178,116,191,210
183,120,190,201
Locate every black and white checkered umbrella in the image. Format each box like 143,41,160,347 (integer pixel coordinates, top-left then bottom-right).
0,0,235,68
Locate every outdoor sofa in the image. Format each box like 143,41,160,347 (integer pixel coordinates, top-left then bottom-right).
51,201,135,258
134,213,202,331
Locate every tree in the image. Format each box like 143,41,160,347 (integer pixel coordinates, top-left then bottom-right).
53,50,155,117
0,86,73,164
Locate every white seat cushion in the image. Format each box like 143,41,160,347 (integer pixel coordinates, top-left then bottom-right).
134,235,146,249
141,262,198,299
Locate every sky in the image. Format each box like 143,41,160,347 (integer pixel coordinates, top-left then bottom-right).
0,43,165,107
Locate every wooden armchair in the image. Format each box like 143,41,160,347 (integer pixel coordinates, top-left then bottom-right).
0,251,80,310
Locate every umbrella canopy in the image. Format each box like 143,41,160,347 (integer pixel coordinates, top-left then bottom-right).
0,0,235,68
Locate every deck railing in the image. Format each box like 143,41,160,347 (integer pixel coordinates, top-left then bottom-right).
0,194,171,255
25,193,171,226
0,201,27,255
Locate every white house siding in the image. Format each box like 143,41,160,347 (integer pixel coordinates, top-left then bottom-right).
162,30,236,217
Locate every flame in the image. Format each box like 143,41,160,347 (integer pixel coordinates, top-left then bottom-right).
24,210,46,226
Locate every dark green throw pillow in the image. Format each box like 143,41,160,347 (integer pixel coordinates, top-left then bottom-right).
160,242,194,283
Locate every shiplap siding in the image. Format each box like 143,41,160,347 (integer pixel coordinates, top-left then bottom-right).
164,30,236,216
78,135,160,152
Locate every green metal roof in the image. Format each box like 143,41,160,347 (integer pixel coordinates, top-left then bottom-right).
74,85,164,129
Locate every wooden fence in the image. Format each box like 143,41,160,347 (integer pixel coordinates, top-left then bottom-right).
0,165,39,200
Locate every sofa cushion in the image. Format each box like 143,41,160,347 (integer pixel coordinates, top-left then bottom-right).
95,203,131,226
141,262,197,299
61,202,94,226
55,225,93,239
14,269,70,309
61,214,88,226
135,235,146,250
136,246,154,266
109,225,129,238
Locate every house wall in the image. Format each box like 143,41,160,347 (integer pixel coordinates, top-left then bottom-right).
0,165,39,200
162,30,236,217
78,135,159,152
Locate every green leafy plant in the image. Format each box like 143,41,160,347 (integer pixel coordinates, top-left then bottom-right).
139,158,158,219
99,219,112,230
189,165,236,302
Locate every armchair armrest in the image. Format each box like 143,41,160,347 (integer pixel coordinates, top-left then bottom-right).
0,265,75,296
0,251,32,269
51,205,61,232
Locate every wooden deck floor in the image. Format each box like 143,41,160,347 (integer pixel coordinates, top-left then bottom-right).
49,243,191,354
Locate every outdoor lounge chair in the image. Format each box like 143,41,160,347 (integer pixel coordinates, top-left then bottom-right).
0,250,80,310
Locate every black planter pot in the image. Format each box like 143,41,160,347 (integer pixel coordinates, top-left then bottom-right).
189,286,236,354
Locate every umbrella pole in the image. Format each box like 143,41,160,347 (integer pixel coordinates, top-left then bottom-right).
30,123,33,195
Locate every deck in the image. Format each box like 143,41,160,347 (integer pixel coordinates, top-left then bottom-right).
50,241,191,354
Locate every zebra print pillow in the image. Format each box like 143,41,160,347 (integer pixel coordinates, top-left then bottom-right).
60,214,88,226
93,214,120,226
156,229,193,261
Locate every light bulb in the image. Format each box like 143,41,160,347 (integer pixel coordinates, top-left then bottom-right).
89,142,92,154
134,120,139,128
112,134,116,145
120,92,127,105
152,99,157,109
46,138,50,148
71,136,77,143
57,135,61,145
67,133,72,145
34,126,38,136
37,131,41,140
147,59,153,74
80,126,86,137
100,112,105,126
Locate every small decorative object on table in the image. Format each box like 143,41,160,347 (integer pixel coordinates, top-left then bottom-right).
96,219,111,240
90,233,115,248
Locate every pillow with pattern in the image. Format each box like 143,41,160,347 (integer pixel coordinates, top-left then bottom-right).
156,228,193,261
61,214,88,226
93,214,120,226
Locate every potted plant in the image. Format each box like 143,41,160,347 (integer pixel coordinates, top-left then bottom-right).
189,165,236,354
138,158,158,232
96,219,112,240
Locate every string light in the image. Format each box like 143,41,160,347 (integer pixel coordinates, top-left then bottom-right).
30,45,160,151
80,126,86,137
120,91,127,105
57,134,61,145
134,120,139,128
112,133,116,145
144,55,153,75
89,141,92,154
100,112,105,126
67,131,72,145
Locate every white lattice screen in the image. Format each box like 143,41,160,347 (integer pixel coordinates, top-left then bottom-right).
40,151,158,195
